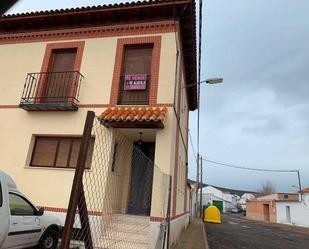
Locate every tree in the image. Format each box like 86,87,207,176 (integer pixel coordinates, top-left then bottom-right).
258,180,276,195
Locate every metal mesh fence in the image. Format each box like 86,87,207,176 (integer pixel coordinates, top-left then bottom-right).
61,112,171,249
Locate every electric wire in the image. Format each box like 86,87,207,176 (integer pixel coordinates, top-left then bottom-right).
202,158,299,173
189,129,197,162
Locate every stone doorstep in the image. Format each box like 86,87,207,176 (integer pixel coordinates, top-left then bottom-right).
65,238,149,249
101,230,149,243
107,222,149,234
95,237,149,249
110,214,150,224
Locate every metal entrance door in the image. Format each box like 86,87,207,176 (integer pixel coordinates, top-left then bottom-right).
128,142,155,216
263,204,270,221
212,200,223,212
286,206,291,223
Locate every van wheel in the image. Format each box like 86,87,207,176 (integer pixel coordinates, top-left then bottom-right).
38,229,59,249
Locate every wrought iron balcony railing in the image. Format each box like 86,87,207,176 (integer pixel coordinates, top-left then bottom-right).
19,71,83,111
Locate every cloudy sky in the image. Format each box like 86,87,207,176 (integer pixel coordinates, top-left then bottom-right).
7,0,309,192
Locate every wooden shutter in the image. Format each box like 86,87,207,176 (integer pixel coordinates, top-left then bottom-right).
118,45,153,105
44,48,77,101
49,48,77,72
123,46,152,75
68,139,81,168
31,137,58,166
31,136,94,168
68,138,94,168
55,138,71,167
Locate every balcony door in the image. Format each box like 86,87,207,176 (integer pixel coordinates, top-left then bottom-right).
118,45,153,105
43,48,77,103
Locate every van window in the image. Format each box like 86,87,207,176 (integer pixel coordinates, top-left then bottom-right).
0,182,2,207
9,193,35,216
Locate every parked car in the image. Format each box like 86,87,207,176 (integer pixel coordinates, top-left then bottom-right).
231,208,242,213
0,170,61,249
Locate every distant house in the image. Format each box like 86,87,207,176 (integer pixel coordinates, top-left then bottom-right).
201,186,238,213
276,187,309,227
239,193,256,211
246,192,300,223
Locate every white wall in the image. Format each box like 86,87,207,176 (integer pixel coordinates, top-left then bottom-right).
201,186,236,213
276,193,309,227
239,193,255,210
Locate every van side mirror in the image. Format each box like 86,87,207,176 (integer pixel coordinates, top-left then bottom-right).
37,207,44,216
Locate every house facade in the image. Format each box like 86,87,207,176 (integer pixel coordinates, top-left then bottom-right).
246,193,299,223
0,0,197,248
276,188,309,227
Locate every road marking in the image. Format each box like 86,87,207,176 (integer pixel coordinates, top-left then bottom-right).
228,221,238,225
240,225,251,228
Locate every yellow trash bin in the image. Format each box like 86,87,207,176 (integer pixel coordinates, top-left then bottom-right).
204,205,221,224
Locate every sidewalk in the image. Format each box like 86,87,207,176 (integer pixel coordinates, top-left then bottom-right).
174,219,209,249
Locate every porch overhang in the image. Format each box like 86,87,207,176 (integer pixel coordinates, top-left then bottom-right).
99,106,167,129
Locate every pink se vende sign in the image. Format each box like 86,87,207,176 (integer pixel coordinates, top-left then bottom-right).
124,74,147,90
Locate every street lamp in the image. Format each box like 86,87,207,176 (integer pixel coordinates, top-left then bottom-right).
182,78,223,89
188,77,223,218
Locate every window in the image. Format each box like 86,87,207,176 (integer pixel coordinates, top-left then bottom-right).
30,136,94,169
41,48,77,103
9,193,35,216
118,45,153,105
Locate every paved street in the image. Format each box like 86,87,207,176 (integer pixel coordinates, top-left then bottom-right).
205,213,309,249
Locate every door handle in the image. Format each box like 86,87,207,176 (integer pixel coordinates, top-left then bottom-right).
12,222,18,225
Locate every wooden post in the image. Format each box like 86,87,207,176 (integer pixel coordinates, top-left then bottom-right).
60,111,95,249
78,187,94,249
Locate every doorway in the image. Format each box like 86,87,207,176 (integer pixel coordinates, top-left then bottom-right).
286,206,291,223
43,48,77,102
263,204,270,221
128,142,155,216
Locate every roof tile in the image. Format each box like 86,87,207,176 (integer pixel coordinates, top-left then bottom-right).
99,106,168,123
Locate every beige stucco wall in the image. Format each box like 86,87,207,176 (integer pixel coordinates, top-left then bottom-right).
0,33,177,106
0,29,190,226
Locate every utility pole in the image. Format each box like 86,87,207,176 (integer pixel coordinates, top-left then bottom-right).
195,154,200,218
297,170,302,201
200,156,203,218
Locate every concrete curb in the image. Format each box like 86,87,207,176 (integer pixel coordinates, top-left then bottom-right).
202,221,210,249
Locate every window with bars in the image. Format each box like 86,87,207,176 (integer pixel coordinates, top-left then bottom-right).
30,136,94,169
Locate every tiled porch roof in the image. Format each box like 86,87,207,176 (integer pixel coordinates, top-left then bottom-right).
99,106,167,129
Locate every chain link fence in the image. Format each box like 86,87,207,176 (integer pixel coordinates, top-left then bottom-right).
60,111,171,249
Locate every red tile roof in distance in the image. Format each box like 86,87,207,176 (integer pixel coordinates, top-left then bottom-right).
303,187,309,193
0,0,197,110
100,106,167,122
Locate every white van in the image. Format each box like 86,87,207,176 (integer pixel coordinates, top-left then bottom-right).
0,170,61,249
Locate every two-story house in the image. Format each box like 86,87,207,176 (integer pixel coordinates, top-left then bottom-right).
0,0,197,248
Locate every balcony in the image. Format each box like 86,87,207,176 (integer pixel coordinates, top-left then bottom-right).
19,71,83,111
118,75,150,105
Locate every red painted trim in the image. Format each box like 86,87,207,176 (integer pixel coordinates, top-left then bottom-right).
0,103,174,109
0,21,175,45
36,41,85,100
109,36,161,106
0,105,19,108
41,205,189,221
150,211,189,222
40,206,103,216
172,58,183,217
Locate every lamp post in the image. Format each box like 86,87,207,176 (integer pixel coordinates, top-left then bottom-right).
191,78,223,218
